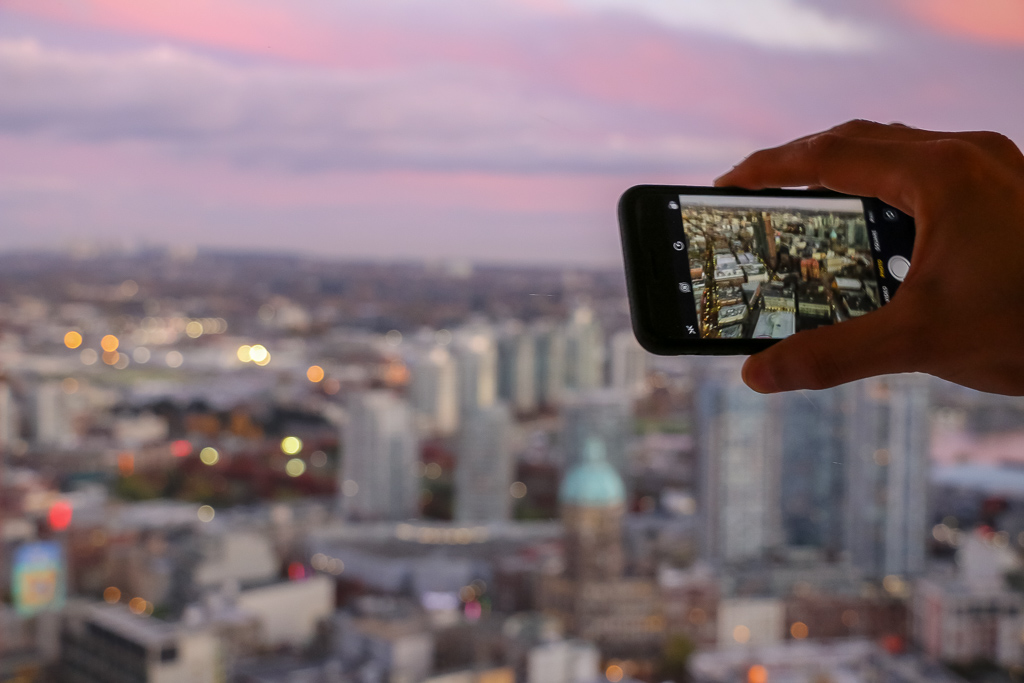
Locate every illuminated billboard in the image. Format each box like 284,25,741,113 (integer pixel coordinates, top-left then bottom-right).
12,541,66,616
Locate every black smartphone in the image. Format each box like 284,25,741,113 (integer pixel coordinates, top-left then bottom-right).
618,185,915,355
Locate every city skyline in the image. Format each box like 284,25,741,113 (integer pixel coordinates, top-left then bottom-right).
0,251,1023,681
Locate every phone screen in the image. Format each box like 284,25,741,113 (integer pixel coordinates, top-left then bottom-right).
664,193,914,341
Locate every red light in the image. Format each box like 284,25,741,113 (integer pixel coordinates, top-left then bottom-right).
171,440,192,458
288,561,306,581
48,500,73,531
464,600,482,621
881,634,905,654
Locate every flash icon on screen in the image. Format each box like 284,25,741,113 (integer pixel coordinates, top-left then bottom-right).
672,241,685,251
679,283,691,293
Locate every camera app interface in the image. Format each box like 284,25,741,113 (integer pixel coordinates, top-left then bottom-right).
667,194,913,340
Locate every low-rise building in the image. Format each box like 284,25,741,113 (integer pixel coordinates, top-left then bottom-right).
691,639,966,683
752,311,795,339
60,601,223,683
236,575,334,649
716,304,747,327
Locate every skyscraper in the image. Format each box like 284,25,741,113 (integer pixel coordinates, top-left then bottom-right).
0,380,19,452
408,345,459,436
532,320,566,410
453,324,497,416
35,381,77,447
778,388,845,552
697,359,784,563
609,329,647,396
455,403,514,522
563,307,604,392
340,391,420,521
496,321,537,415
561,389,632,474
844,375,930,578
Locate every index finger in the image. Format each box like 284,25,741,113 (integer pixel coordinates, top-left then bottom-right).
714,133,930,215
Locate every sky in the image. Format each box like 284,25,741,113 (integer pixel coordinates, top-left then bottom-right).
1,0,1023,266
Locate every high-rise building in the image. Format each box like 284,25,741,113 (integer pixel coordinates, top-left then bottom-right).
698,363,930,573
778,389,845,552
563,307,604,392
453,324,497,416
455,403,514,522
844,375,930,578
608,330,647,396
532,321,566,409
0,380,19,452
408,346,459,436
341,391,420,521
497,321,537,415
35,381,77,447
561,389,632,474
697,359,784,563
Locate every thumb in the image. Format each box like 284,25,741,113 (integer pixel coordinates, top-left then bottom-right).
741,300,921,392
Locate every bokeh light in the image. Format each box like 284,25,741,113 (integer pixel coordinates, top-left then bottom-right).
510,481,527,498
128,597,147,615
200,447,219,465
307,365,325,382
64,331,82,349
171,440,192,458
237,345,252,362
747,665,768,683
185,320,203,338
733,624,751,644
100,334,119,352
165,350,184,368
285,458,306,477
605,665,623,683
281,436,303,455
103,586,121,604
197,505,215,522
48,500,73,531
248,344,269,364
80,349,98,365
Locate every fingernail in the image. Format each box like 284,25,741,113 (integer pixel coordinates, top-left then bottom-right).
742,356,779,393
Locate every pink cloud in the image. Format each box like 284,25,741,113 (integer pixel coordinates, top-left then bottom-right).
901,0,1024,46
4,0,345,63
0,0,853,135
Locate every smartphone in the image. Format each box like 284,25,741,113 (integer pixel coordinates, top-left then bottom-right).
618,185,915,355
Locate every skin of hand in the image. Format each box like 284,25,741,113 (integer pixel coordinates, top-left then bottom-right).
714,119,1024,396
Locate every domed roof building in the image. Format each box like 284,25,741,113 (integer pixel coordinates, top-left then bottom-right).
538,437,665,657
559,438,625,582
559,438,625,508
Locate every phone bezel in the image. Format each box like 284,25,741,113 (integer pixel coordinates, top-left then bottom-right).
618,184,867,356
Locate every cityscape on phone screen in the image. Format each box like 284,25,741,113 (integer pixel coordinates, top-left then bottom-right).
667,194,913,340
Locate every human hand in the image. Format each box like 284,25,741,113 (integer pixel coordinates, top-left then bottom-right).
714,119,1024,395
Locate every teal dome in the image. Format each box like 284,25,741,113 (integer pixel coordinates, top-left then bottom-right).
559,438,625,507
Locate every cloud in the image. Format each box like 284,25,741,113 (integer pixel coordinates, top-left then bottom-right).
0,39,751,175
899,0,1024,46
567,0,879,52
